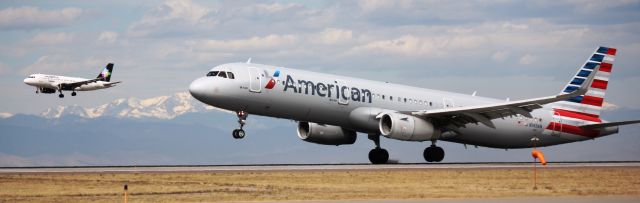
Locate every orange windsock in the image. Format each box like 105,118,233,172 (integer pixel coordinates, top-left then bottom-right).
532,149,547,165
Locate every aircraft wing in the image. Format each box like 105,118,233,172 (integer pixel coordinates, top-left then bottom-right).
59,78,102,89
411,66,598,128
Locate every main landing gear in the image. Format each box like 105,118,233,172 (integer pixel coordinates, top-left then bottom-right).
57,91,76,98
423,141,445,162
232,111,247,139
368,134,389,164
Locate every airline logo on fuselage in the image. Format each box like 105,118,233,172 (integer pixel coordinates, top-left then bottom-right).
265,69,280,89
282,74,372,103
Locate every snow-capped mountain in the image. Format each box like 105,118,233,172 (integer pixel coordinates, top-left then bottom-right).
0,112,13,119
41,92,227,119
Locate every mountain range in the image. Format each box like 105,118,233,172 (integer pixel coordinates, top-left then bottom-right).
40,92,227,120
1,92,639,167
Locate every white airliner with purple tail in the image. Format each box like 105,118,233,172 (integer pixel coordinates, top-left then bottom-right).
189,47,640,164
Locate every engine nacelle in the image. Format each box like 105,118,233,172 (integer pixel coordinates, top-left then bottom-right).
379,113,439,141
297,122,356,146
39,87,56,94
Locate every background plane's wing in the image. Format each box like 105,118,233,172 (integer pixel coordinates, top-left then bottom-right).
412,66,598,128
59,78,101,90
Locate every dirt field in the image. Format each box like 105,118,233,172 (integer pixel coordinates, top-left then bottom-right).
1,167,639,202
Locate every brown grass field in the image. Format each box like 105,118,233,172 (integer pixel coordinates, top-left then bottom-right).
1,167,639,202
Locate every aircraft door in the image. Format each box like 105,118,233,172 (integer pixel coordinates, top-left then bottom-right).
337,80,350,105
552,111,562,136
248,67,262,93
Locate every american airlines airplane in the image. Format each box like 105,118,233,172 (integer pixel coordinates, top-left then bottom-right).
189,47,640,164
23,63,121,98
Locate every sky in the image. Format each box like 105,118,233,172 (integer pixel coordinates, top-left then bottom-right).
1,0,640,115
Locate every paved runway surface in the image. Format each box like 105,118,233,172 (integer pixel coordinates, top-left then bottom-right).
1,162,638,173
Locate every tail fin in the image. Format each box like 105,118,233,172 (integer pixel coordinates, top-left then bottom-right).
552,46,617,122
97,63,114,82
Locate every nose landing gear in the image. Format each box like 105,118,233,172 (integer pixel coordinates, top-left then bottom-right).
232,111,248,139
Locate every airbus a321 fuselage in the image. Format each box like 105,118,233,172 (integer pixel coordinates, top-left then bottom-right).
24,63,121,98
189,47,640,164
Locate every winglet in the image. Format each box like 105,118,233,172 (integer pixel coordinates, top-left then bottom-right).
246,58,252,64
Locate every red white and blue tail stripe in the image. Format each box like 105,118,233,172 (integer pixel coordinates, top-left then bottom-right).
546,46,616,137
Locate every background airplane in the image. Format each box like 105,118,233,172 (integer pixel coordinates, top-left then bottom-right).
23,63,121,98
189,47,640,164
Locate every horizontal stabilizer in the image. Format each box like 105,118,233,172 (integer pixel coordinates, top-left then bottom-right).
580,119,640,129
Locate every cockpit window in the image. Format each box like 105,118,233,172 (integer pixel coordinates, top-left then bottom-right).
207,71,219,77
206,70,235,79
218,71,227,78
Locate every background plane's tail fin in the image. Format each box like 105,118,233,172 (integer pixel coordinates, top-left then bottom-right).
551,46,617,123
97,63,114,82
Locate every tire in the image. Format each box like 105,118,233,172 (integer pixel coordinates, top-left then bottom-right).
236,129,245,139
423,147,434,162
433,147,445,162
232,129,239,139
369,148,389,164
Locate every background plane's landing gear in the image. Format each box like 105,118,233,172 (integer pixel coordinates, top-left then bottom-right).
71,92,77,96
368,134,389,164
424,143,445,162
58,93,64,98
232,111,248,139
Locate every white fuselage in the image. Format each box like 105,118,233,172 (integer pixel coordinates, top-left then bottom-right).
24,74,112,91
189,63,618,149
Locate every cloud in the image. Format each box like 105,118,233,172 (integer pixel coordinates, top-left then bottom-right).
348,34,484,57
0,6,82,30
492,51,510,62
98,31,118,44
0,62,8,76
189,34,299,52
127,0,216,38
21,55,104,75
313,28,353,45
519,54,537,65
27,32,74,46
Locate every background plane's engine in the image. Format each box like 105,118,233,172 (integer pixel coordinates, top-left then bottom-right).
39,87,56,94
379,113,439,141
297,122,357,145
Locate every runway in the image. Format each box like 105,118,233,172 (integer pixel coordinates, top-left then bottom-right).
1,162,638,173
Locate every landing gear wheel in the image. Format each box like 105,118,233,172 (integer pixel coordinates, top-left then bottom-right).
58,93,64,98
232,129,245,139
71,92,77,96
423,145,445,162
368,148,389,164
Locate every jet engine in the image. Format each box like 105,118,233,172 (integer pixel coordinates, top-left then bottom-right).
378,112,439,141
39,87,56,94
297,122,357,145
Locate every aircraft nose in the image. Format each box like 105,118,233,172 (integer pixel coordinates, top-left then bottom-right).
189,77,214,102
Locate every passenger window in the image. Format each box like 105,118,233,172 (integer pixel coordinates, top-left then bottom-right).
390,96,393,100
218,71,227,78
207,71,219,77
227,72,235,79
404,98,407,103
